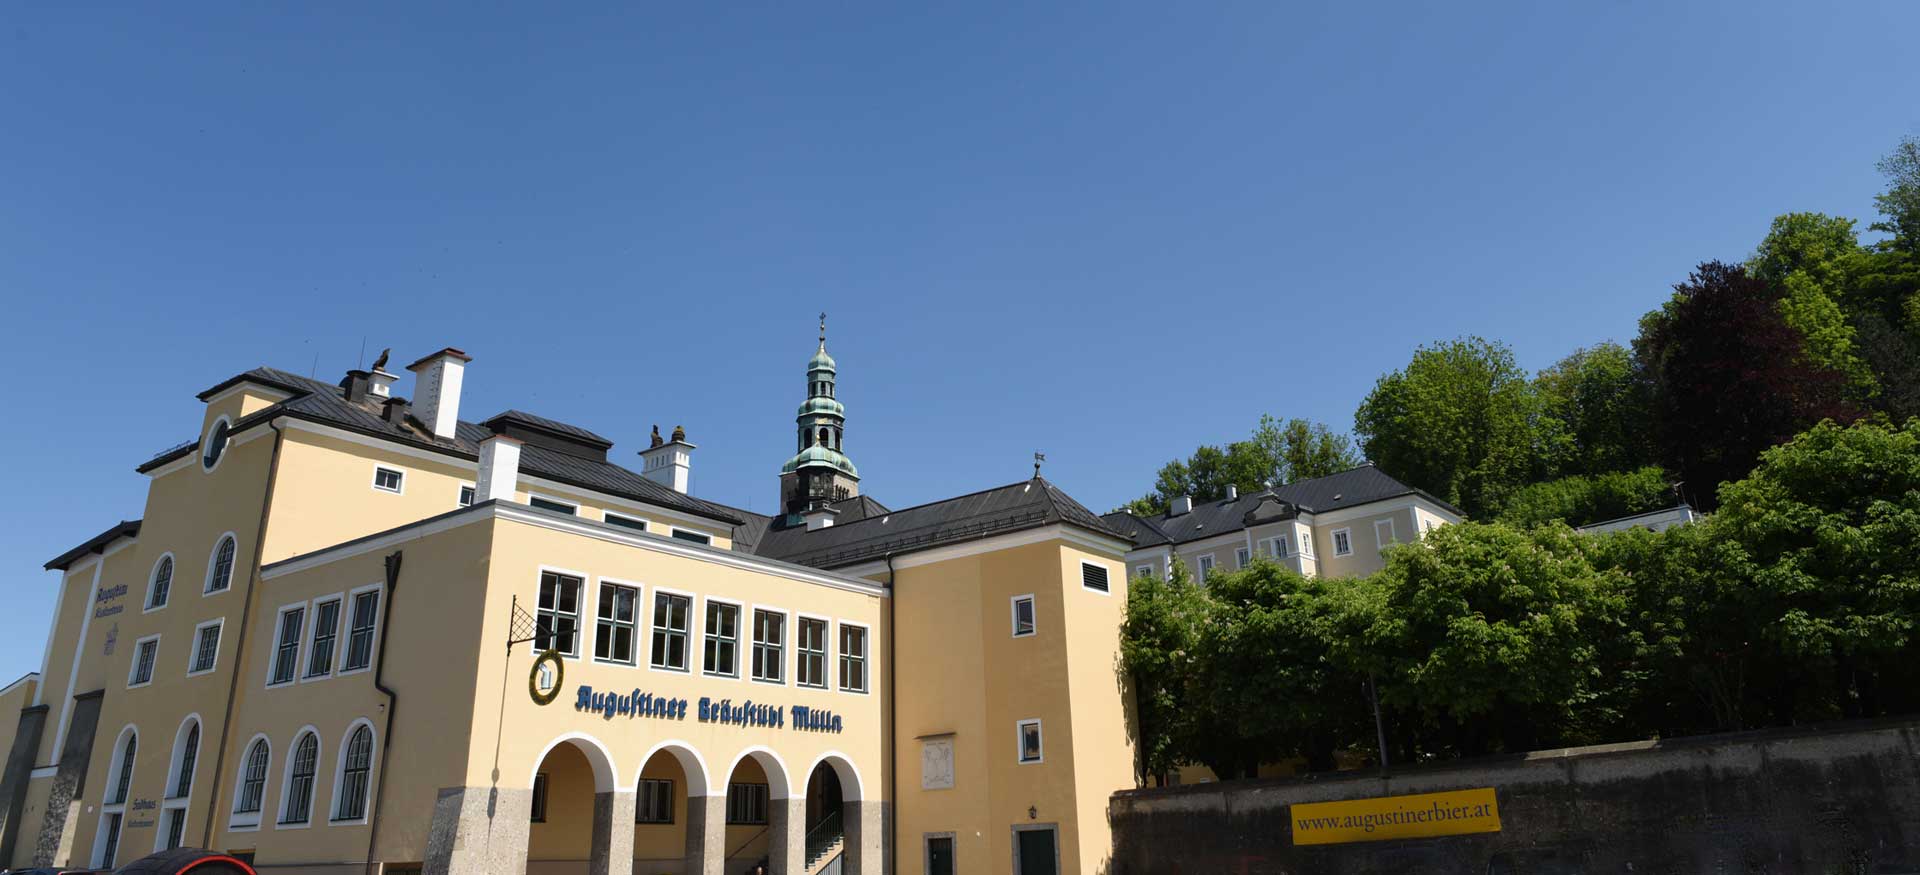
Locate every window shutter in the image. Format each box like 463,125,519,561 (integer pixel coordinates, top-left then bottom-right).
1081,563,1109,592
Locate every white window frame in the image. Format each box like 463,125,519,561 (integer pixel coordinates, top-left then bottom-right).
1332,527,1353,557
1016,719,1044,764
93,725,139,868
329,718,378,825
204,532,240,596
1375,518,1396,550
1196,554,1215,581
1235,547,1251,569
200,414,234,474
1133,564,1154,579
603,511,651,533
750,605,787,686
457,483,476,507
266,603,307,688
155,715,201,851
186,618,224,678
536,566,588,660
701,597,743,679
278,727,322,828
128,634,161,688
1268,536,1289,558
794,613,832,690
592,577,643,667
145,552,176,613
1010,595,1037,638
527,493,579,516
228,733,272,830
300,594,346,682
669,527,713,545
339,582,384,675
1297,527,1316,557
648,586,696,673
837,621,870,694
371,465,405,495
1079,560,1112,595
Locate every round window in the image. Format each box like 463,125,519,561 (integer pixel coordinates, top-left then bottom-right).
201,418,232,471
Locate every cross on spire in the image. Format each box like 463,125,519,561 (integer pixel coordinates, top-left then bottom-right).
819,312,827,345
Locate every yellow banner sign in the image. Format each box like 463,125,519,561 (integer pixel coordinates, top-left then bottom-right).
1291,787,1501,845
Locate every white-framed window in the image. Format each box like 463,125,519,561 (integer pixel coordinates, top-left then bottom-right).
200,415,233,473
1080,561,1111,593
268,605,305,686
536,571,583,657
604,512,649,533
796,617,829,688
1134,564,1155,580
230,735,271,828
726,782,769,825
128,635,160,688
146,553,175,611
1016,719,1044,764
751,608,785,684
342,585,382,673
529,495,578,515
458,484,476,507
594,581,640,665
1332,528,1353,556
205,534,238,594
1298,529,1316,557
1268,536,1289,558
670,528,712,545
332,721,376,823
372,466,405,494
187,619,223,677
94,726,138,868
1235,547,1251,568
703,599,741,677
635,778,673,824
157,716,200,851
649,591,692,671
279,730,320,825
1011,595,1036,638
838,623,868,693
305,597,342,679
1375,518,1397,550
1196,554,1215,581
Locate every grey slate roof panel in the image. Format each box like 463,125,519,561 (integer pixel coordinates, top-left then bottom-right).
45,519,142,570
1108,464,1463,548
480,410,615,448
1100,511,1171,547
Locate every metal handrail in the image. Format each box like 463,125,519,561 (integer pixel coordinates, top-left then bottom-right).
803,809,844,863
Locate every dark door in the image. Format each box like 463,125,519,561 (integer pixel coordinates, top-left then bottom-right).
1015,827,1057,875
927,835,955,875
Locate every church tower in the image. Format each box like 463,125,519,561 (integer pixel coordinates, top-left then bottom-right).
780,315,860,518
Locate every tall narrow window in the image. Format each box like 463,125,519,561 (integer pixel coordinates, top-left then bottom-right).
343,589,380,671
110,735,137,804
207,535,237,593
636,778,673,824
1011,596,1036,638
1268,536,1289,558
751,610,784,683
704,601,740,677
162,809,187,850
191,622,222,675
796,618,828,688
306,599,341,678
99,813,124,868
1017,719,1044,764
172,722,200,798
530,773,549,823
1332,528,1353,556
148,556,173,610
335,725,374,821
536,572,582,657
594,583,638,665
270,607,304,686
1375,518,1396,551
1196,554,1215,581
1235,547,1251,568
129,637,159,687
235,739,269,817
282,733,318,825
649,592,691,671
839,624,868,693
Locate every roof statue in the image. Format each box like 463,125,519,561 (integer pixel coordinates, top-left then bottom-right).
370,347,391,372
650,425,665,449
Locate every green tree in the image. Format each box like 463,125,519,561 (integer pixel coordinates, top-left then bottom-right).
1871,135,1920,252
1248,415,1361,484
1354,336,1540,517
1748,213,1878,400
1119,559,1212,781
1121,416,1357,515
1497,466,1678,529
1531,343,1655,477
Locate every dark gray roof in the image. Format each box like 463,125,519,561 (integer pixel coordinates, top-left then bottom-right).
1107,464,1463,548
45,519,142,570
143,367,743,526
481,410,615,450
747,477,1124,570
714,493,891,555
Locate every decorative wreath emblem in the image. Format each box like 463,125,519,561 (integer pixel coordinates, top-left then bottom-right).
529,649,564,706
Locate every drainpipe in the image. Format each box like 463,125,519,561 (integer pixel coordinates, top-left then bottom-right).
202,419,285,848
884,551,898,875
364,550,404,875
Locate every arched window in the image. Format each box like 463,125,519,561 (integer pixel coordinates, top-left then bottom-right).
818,427,829,447
95,728,137,868
170,721,199,798
109,732,136,805
334,724,375,821
281,732,319,825
158,718,200,851
206,535,236,594
147,555,173,610
234,738,270,819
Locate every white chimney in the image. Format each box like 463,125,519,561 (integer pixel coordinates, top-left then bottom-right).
1226,485,1238,501
638,425,696,494
367,368,398,399
803,506,839,531
475,434,522,504
1170,495,1193,516
407,348,472,441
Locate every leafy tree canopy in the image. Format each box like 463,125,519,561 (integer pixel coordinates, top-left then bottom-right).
1119,417,1358,516
1354,336,1539,517
1531,342,1655,478
1497,466,1678,529
1872,135,1920,252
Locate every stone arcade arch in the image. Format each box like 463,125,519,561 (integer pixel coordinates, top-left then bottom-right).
526,733,624,875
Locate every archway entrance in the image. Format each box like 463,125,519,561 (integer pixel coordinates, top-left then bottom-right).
527,737,619,875
800,760,848,871
719,749,792,873
633,744,702,874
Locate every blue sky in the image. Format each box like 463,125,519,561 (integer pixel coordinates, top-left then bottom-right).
1,3,1915,674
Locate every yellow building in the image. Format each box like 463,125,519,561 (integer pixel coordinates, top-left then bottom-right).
8,332,1138,875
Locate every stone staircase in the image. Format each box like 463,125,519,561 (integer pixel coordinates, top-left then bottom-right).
804,809,844,874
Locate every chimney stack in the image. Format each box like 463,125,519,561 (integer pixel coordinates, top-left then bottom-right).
381,396,409,427
1170,495,1193,517
639,424,696,494
803,505,839,531
475,434,522,504
1226,485,1238,501
407,348,471,442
